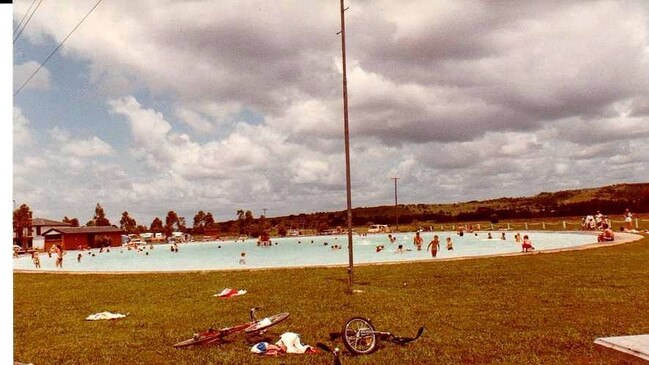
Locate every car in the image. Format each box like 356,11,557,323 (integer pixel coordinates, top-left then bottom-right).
367,224,390,233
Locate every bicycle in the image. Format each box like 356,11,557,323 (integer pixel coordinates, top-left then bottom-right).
341,317,424,355
173,307,289,348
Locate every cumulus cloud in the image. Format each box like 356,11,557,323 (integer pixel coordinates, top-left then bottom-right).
13,107,33,146
60,136,114,157
14,61,51,92
11,0,649,223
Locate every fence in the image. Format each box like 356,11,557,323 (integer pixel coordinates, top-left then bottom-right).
430,218,648,232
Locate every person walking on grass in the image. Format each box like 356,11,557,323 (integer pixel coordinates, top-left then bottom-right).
427,235,440,257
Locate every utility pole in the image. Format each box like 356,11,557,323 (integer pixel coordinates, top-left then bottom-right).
262,208,267,218
339,0,354,292
391,177,399,232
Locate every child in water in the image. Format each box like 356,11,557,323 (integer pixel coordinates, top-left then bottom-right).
32,251,41,268
427,235,440,257
522,235,535,252
446,237,453,250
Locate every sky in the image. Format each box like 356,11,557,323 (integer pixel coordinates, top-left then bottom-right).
10,0,649,227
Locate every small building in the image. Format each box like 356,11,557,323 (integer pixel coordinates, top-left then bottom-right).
31,218,73,249
42,226,124,251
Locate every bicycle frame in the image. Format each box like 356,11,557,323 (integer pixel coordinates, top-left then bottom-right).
173,307,289,348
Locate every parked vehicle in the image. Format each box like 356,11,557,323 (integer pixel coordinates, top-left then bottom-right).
367,225,390,234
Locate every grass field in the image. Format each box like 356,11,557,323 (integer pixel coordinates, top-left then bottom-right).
13,234,649,364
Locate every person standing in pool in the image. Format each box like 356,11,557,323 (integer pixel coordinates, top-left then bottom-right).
53,244,64,268
427,235,440,257
413,231,423,251
446,237,454,250
32,251,41,268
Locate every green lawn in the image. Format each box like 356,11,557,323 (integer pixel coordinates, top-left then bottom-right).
14,235,649,364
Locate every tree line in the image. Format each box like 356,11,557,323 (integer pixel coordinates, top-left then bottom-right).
13,183,649,241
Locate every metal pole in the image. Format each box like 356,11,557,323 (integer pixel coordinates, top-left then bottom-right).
391,177,399,231
340,0,354,291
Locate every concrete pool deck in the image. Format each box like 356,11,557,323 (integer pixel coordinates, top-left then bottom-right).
12,231,646,275
595,334,649,364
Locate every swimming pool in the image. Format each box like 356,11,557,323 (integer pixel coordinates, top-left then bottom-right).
13,231,604,273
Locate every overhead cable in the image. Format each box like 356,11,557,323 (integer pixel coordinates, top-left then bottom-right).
13,0,45,44
14,0,104,97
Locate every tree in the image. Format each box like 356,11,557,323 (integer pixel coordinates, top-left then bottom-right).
90,203,111,226
164,211,185,236
244,210,254,235
204,212,216,229
62,216,79,227
236,209,245,234
193,210,206,234
119,211,137,234
150,217,163,233
13,203,33,247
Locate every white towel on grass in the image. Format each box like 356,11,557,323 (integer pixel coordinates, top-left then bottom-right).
86,311,127,321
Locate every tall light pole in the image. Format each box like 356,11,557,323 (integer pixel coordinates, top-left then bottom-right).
391,177,399,232
339,0,354,291
262,208,267,218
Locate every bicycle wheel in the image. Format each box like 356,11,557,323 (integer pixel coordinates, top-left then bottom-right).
341,317,377,355
244,312,290,333
173,329,222,348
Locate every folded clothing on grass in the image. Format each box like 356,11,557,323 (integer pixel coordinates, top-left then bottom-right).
85,312,127,321
214,288,247,298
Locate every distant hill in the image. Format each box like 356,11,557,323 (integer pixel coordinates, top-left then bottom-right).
217,183,649,235
348,182,649,225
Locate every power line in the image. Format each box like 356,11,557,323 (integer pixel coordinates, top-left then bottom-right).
14,0,104,98
13,0,45,44
13,0,39,34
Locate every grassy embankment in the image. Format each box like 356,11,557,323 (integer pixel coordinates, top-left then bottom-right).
14,235,649,365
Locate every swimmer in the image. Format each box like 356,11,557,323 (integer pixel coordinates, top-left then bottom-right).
239,252,246,265
413,232,423,251
446,237,453,250
376,245,385,253
514,233,522,244
500,232,506,240
77,253,82,263
427,235,440,258
396,244,404,253
487,232,493,240
522,235,535,252
32,251,41,268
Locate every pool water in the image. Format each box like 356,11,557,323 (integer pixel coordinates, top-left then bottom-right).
13,231,599,272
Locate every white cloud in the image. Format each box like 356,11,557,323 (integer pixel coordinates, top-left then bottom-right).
14,61,51,92
13,107,33,146
174,107,214,133
60,136,114,157
11,0,649,223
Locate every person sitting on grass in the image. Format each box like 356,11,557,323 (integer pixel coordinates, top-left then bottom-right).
522,235,534,252
597,224,615,242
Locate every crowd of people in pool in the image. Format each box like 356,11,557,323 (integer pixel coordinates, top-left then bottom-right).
20,212,642,270
373,230,538,257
